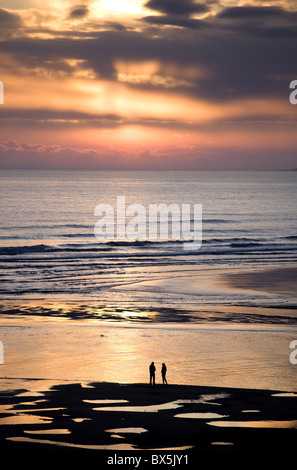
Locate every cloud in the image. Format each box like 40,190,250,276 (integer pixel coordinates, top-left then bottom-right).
218,6,286,19
144,0,209,16
216,6,297,39
143,14,206,29
3,19,296,104
68,5,89,19
0,139,296,170
0,7,22,28
0,140,112,169
0,2,297,171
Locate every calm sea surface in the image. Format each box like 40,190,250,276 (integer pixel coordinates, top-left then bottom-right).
0,170,296,391
0,169,296,304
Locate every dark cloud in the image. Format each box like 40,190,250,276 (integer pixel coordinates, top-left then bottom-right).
235,24,297,39
1,4,297,105
103,21,127,31
145,0,209,16
68,5,89,19
143,14,206,29
0,8,22,28
4,21,296,100
216,6,297,39
218,6,291,19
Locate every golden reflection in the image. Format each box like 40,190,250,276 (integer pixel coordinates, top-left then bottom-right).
106,427,148,434
7,437,137,451
24,429,71,434
0,414,52,425
0,300,159,323
208,420,297,429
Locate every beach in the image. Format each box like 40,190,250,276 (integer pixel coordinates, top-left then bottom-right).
1,0,297,458
1,379,297,466
0,265,297,463
1,170,297,463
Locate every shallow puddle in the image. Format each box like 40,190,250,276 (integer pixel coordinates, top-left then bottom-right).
241,410,260,413
7,437,137,450
211,442,233,446
24,429,71,435
83,399,129,404
0,414,52,425
272,393,297,398
3,407,65,413
106,427,148,434
73,418,91,423
149,446,193,451
0,405,13,413
7,436,192,451
207,420,297,428
17,391,45,398
175,412,228,419
95,400,183,413
196,393,230,404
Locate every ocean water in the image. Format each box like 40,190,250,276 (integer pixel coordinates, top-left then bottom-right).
0,169,296,304
0,170,296,391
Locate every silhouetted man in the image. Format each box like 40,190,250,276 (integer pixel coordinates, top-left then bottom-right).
161,363,167,385
149,361,156,386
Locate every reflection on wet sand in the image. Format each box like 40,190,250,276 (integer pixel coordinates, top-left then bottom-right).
272,393,297,398
106,427,148,434
94,400,183,413
211,441,233,446
24,429,71,435
7,437,138,451
0,415,52,425
175,412,228,419
83,399,128,404
208,420,297,428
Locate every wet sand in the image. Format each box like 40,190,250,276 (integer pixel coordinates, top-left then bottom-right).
0,267,296,463
0,380,297,462
222,267,297,296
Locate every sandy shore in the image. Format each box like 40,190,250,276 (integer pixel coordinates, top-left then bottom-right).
0,380,297,462
222,267,297,296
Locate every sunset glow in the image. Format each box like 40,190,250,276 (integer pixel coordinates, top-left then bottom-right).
0,0,296,169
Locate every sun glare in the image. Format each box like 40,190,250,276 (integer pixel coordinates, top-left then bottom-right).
94,0,145,16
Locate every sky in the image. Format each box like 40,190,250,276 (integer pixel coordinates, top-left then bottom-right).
0,0,296,170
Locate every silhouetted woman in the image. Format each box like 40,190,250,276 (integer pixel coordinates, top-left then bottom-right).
161,363,167,385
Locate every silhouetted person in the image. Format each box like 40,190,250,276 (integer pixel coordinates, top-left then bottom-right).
161,363,167,385
149,361,156,386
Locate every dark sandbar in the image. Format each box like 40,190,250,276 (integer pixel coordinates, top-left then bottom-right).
0,380,296,457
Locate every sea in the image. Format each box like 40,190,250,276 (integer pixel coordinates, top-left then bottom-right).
0,170,296,392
